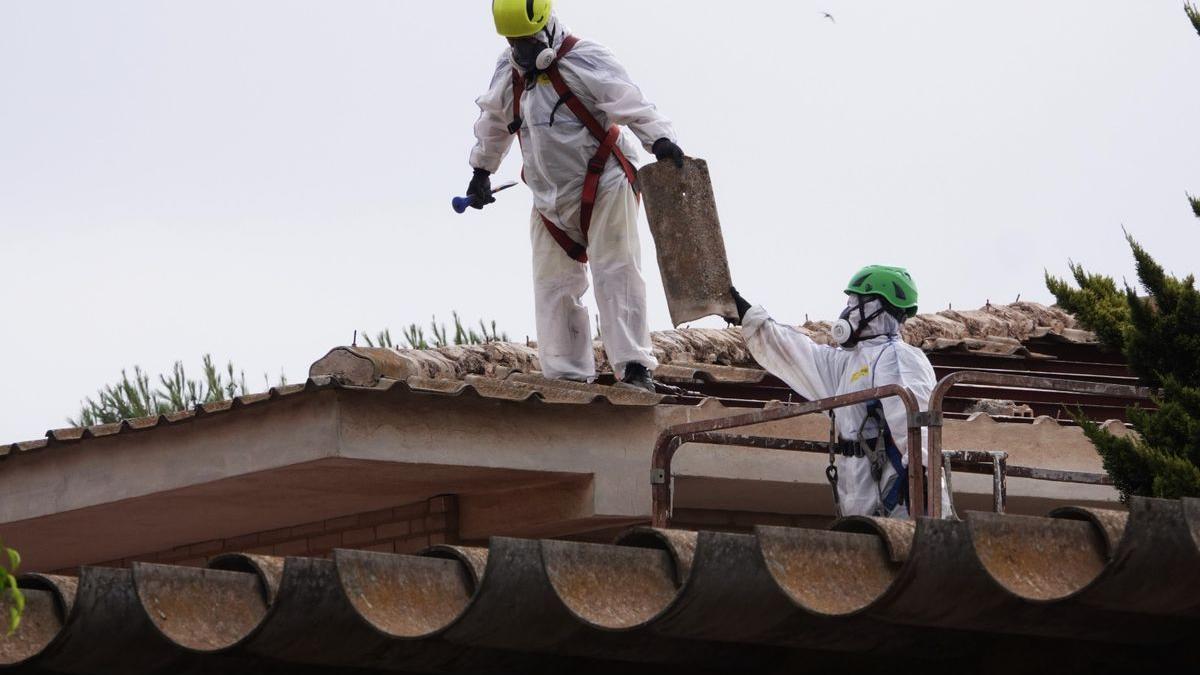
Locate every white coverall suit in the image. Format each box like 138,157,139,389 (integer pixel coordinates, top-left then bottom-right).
470,17,677,382
742,304,953,518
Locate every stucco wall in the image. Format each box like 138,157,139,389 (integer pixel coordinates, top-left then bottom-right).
0,387,1124,572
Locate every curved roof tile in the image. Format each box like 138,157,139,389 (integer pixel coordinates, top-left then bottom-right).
6,497,1195,673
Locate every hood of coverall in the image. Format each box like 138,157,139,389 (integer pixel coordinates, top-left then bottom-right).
839,296,902,348
508,15,570,76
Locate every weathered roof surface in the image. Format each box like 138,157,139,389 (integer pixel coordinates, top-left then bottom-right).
4,497,1197,674
309,302,1097,384
304,301,1141,422
309,301,1119,394
0,303,1133,455
657,300,1100,363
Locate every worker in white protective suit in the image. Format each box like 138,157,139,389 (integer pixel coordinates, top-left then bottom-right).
729,266,954,519
466,0,685,392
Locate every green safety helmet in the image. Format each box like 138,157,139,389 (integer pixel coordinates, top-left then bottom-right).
493,0,553,37
845,265,920,318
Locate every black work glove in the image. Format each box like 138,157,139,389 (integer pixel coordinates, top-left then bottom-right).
652,138,685,168
466,168,495,210
729,286,752,325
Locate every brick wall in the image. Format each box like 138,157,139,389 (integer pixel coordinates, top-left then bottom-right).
55,499,837,574
62,495,458,573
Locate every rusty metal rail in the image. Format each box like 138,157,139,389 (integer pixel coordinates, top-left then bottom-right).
926,371,1156,518
650,371,1154,526
650,385,926,527
685,434,829,454
677,437,1113,517
942,450,1008,514
943,449,1114,515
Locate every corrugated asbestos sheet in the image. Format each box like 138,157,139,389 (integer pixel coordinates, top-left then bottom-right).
1,302,1147,456
304,303,1098,385
3,498,1197,673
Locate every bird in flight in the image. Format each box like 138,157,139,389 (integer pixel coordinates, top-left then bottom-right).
823,12,836,23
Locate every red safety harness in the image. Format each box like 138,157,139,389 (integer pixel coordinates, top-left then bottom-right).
510,35,638,264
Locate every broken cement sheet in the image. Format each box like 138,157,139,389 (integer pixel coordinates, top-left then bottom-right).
639,157,739,327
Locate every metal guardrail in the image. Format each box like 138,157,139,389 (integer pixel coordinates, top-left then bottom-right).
925,371,1156,518
649,385,925,528
942,450,1009,514
648,371,1157,527
942,450,1117,515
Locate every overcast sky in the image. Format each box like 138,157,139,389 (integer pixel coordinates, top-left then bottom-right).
2,1,1198,443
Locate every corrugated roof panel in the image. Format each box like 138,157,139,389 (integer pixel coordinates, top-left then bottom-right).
3,497,1194,673
504,373,666,406
656,362,769,385
124,416,163,431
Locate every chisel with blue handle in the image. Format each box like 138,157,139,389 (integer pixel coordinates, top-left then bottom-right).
452,181,519,214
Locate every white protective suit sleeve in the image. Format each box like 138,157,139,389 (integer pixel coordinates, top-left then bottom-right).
741,306,840,401
560,43,677,152
470,53,517,174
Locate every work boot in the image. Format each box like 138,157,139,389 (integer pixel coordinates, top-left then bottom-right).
619,363,656,393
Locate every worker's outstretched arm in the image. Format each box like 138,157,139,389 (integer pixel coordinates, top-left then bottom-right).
563,43,677,153
469,53,518,174
736,289,839,402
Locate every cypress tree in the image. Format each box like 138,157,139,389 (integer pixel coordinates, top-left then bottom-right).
1048,237,1200,501
1044,6,1200,500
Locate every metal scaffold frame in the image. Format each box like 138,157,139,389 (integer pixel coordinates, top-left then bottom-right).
649,372,1156,526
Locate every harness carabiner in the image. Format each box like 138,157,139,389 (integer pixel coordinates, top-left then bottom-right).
827,411,841,515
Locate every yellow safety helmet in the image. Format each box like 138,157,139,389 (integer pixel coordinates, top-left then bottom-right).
493,0,553,38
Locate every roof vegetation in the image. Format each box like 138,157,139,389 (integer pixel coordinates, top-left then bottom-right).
361,312,508,350
68,356,287,428
68,314,508,428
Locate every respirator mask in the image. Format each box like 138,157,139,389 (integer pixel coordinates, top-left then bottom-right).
831,296,897,348
509,31,557,80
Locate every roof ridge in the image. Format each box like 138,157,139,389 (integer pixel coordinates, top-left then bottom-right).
320,302,1091,377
